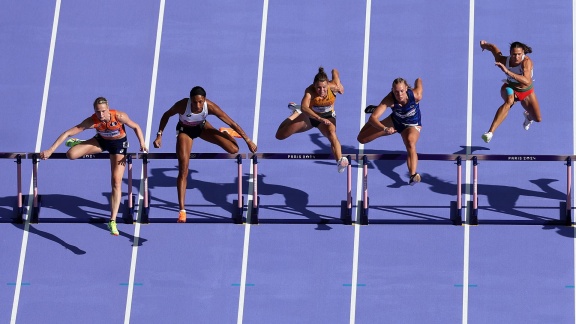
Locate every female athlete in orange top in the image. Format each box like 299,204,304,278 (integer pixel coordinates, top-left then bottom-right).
275,67,348,173
40,97,147,235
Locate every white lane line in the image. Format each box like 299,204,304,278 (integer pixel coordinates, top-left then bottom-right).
123,1,165,323
462,0,476,323
349,1,372,323
11,1,62,323
572,0,576,321
237,0,268,323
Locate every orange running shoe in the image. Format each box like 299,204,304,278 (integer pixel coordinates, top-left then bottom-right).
219,127,241,138
177,210,186,223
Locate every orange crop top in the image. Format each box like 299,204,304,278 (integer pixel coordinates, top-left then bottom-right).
91,109,126,140
310,89,336,113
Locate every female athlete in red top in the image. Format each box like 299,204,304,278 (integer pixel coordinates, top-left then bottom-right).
479,40,542,143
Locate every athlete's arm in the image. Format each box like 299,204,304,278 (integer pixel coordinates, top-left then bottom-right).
153,99,186,148
510,58,533,87
368,92,393,130
40,117,93,159
116,111,148,152
480,40,506,64
207,99,257,153
412,78,423,102
300,88,331,126
330,69,344,94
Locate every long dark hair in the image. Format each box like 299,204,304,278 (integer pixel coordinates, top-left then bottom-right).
510,41,532,54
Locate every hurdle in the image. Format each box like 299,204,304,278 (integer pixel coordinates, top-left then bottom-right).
0,153,27,223
249,153,355,225
27,152,136,224
138,152,246,224
468,154,573,226
359,153,463,225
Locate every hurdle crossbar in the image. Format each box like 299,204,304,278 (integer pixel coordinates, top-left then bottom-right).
249,153,356,225
26,153,136,223
359,153,464,225
470,154,571,162
138,153,246,224
469,154,573,225
0,153,27,223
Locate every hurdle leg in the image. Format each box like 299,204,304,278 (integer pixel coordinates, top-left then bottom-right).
249,155,259,224
124,154,134,224
233,154,244,224
359,155,369,225
566,157,572,226
341,155,353,225
450,156,463,225
31,154,40,224
13,154,24,224
468,156,478,226
140,155,150,224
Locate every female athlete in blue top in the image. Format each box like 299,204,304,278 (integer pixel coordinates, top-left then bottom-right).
358,77,423,185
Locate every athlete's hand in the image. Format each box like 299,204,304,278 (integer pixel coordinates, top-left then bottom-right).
39,149,52,160
321,118,333,126
383,127,396,135
140,145,148,153
494,62,507,73
246,139,257,153
479,40,488,51
153,137,162,149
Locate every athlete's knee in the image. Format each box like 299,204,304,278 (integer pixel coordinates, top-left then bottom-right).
275,130,289,140
177,166,188,178
66,150,80,160
110,177,123,190
225,145,239,154
357,134,368,144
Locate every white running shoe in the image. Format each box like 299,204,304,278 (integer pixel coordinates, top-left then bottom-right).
523,111,533,130
409,173,421,186
337,156,349,173
481,132,493,143
288,102,302,114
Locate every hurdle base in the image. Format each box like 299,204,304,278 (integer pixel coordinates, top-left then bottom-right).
232,196,244,224
123,194,135,225
450,201,463,226
359,198,369,225
140,207,150,224
560,201,572,226
340,200,352,225
467,201,478,226
30,195,42,224
249,197,260,224
12,203,24,224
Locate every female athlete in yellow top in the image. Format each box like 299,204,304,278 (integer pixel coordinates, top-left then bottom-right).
275,67,348,173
